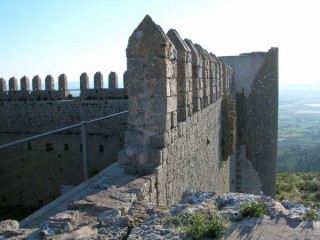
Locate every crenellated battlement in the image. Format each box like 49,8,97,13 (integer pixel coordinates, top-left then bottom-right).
118,15,234,204
0,71,128,101
0,14,278,211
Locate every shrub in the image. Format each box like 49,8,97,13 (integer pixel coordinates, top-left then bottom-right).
302,181,320,192
305,209,318,221
240,201,267,218
172,211,227,240
277,182,295,192
312,192,320,201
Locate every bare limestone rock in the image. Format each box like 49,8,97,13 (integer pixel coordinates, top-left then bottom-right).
0,219,19,232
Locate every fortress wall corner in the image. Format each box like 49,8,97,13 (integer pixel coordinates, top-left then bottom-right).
221,48,279,197
119,15,231,205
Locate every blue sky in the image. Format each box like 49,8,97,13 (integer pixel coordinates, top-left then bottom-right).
0,0,319,89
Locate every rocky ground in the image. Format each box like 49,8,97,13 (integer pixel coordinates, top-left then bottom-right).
1,188,320,239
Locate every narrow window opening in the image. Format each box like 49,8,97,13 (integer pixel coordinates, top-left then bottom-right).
27,142,32,150
99,145,104,153
64,143,69,151
80,144,83,152
45,143,54,152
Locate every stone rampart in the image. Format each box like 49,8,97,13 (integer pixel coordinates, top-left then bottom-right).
0,14,278,214
118,15,234,205
0,73,129,208
0,100,128,134
221,48,278,197
0,71,128,101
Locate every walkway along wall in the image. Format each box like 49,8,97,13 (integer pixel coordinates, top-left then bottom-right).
0,73,128,209
0,15,278,211
119,15,235,205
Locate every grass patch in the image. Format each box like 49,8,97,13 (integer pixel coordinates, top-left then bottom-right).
240,201,267,218
276,172,320,207
305,209,318,221
171,211,227,240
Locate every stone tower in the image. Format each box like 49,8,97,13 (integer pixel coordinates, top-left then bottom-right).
221,48,278,197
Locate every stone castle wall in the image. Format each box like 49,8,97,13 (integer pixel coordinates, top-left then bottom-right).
0,70,128,101
0,15,278,211
0,74,129,208
0,134,122,207
221,48,278,197
118,16,235,205
0,100,128,134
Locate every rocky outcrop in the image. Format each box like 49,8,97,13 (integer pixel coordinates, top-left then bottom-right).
1,185,320,239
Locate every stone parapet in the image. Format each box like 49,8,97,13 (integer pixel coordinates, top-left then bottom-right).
119,15,232,205
0,71,127,101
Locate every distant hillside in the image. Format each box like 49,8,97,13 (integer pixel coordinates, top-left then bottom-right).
278,83,320,173
278,144,320,172
276,172,320,207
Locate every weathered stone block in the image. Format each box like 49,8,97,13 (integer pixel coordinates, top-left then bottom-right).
144,112,170,133
147,147,162,166
118,149,130,165
0,78,6,92
20,76,30,91
9,77,18,91
80,72,89,90
127,57,173,80
58,73,68,91
169,78,177,96
108,71,118,89
125,129,144,145
128,113,144,130
167,96,177,113
32,75,42,91
94,71,104,89
177,107,188,122
149,132,170,148
127,15,175,59
123,165,138,175
171,111,177,128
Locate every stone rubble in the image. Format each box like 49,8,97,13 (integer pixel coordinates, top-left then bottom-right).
1,190,320,239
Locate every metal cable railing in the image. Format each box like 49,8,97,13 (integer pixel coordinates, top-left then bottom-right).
0,110,128,220
0,110,129,180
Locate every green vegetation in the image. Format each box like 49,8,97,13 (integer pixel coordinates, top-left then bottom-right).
171,211,227,239
240,201,267,218
276,172,320,207
278,141,320,172
278,85,320,172
305,209,318,221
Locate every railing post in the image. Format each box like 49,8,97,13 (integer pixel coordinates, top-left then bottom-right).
81,122,89,180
